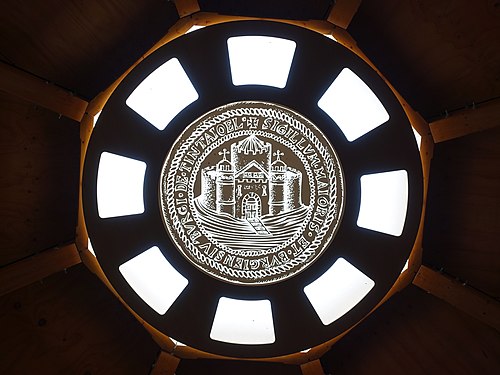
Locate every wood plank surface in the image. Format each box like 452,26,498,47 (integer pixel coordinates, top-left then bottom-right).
0,264,159,375
0,243,81,297
321,286,500,375
0,92,80,266
423,126,500,298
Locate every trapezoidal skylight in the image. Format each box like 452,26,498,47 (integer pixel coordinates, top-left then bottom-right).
318,68,390,141
97,152,146,218
227,36,296,88
304,257,375,326
126,58,198,130
118,246,188,315
357,170,409,236
210,297,275,345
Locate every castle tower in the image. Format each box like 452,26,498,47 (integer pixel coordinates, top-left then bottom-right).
269,150,287,215
216,148,235,216
231,134,271,173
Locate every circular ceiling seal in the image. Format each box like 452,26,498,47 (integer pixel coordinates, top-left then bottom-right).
160,101,344,285
82,20,423,358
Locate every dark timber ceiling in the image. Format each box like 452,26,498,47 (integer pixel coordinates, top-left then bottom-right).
0,0,499,373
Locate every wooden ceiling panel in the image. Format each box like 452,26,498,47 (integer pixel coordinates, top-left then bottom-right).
423,126,500,298
0,264,159,374
349,0,500,120
0,0,179,100
198,0,333,21
0,92,80,266
321,286,500,374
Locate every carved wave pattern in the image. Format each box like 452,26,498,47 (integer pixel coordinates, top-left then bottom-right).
193,198,310,253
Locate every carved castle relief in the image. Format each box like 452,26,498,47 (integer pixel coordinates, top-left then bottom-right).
199,134,303,234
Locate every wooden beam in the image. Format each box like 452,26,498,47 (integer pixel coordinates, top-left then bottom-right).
150,351,180,375
300,359,325,375
0,243,81,297
413,265,500,332
174,0,200,18
0,62,87,122
327,0,362,29
429,98,500,143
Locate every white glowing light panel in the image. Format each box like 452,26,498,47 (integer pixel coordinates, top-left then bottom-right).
185,25,205,33
126,58,199,130
119,246,188,315
357,170,409,236
87,238,96,257
227,36,296,88
413,127,422,151
304,258,375,326
97,152,146,218
318,68,390,141
210,297,275,345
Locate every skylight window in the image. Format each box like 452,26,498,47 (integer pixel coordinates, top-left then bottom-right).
318,68,389,141
357,170,409,236
97,152,146,218
304,258,375,325
227,36,296,88
118,246,188,315
126,58,199,130
210,297,275,345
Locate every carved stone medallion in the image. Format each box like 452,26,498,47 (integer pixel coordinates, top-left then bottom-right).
160,101,344,285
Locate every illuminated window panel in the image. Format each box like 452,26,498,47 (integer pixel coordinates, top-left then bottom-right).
323,34,338,42
119,246,188,315
87,238,96,257
93,111,102,128
401,259,409,274
186,25,205,33
126,58,199,130
318,68,390,141
97,152,147,218
227,36,296,88
357,170,409,236
210,297,275,345
304,258,375,326
413,127,422,151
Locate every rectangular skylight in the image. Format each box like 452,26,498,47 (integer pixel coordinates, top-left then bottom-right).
118,246,188,315
318,68,389,141
97,152,146,218
227,36,296,88
210,297,275,345
304,258,375,326
357,170,409,236
126,58,199,130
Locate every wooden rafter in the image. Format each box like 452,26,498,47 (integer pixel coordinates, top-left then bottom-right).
0,243,81,297
300,359,325,375
429,98,500,143
413,265,500,332
327,0,362,29
0,62,88,122
150,351,180,375
174,0,200,18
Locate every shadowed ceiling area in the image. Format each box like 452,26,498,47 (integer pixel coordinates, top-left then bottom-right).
1,1,499,374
